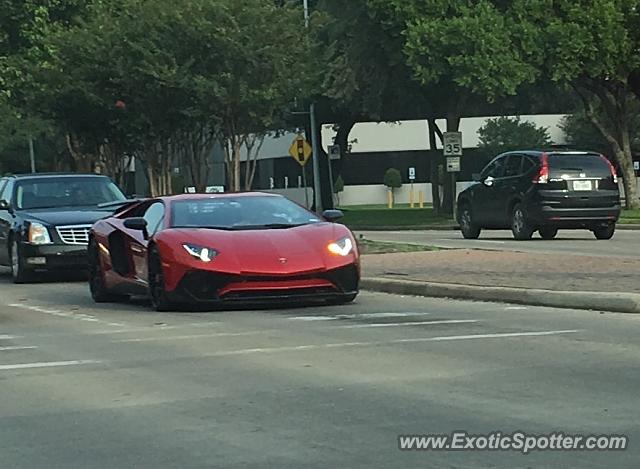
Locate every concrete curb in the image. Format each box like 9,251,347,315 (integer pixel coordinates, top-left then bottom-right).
361,277,640,314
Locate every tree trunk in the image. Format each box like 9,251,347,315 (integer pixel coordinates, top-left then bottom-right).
427,118,442,215
332,119,355,181
574,83,639,209
148,163,159,197
233,137,241,192
65,133,94,173
243,134,265,191
615,150,638,209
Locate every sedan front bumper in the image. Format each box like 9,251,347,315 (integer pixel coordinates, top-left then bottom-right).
20,242,88,271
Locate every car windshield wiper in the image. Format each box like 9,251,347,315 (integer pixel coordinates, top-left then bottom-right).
98,199,144,210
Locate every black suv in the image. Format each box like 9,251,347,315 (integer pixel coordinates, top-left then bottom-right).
0,173,129,282
456,150,621,240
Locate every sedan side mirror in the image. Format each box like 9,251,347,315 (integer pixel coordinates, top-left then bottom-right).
0,199,9,211
322,209,344,223
483,176,495,187
124,217,148,231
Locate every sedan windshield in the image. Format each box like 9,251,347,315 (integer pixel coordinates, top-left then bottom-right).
15,177,126,210
171,196,322,230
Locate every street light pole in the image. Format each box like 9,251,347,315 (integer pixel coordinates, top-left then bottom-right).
28,135,36,173
303,0,323,213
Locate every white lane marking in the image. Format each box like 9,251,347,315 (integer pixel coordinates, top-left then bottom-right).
338,312,432,319
0,346,37,351
197,330,580,357
88,323,222,335
288,312,432,321
0,360,100,371
505,306,528,310
287,316,337,321
8,303,125,327
23,322,224,338
0,335,20,340
113,330,274,343
337,319,479,329
419,330,580,342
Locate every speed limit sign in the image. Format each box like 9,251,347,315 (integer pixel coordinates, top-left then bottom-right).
443,132,462,156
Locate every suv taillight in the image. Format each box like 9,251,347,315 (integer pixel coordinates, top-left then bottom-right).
600,155,618,184
533,153,549,184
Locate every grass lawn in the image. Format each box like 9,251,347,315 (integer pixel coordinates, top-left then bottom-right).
339,206,640,228
338,205,453,229
356,238,440,255
619,209,640,224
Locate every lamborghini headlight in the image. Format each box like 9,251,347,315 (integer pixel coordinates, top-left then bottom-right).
183,243,218,262
28,222,52,245
327,237,353,256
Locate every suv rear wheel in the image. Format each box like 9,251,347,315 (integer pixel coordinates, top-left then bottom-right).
593,223,615,240
538,227,558,240
511,203,534,240
459,205,481,239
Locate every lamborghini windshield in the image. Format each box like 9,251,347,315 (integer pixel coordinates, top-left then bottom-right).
170,195,322,230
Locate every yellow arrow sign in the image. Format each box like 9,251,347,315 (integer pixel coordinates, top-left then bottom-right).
289,135,312,167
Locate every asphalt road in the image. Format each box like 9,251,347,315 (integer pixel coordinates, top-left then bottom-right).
1,272,639,468
357,229,640,258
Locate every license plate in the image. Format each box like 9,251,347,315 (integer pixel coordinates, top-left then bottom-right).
573,180,593,191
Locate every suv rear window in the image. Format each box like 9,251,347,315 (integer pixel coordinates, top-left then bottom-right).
548,153,611,178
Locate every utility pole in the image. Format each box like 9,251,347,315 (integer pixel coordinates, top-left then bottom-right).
303,0,323,213
28,135,36,173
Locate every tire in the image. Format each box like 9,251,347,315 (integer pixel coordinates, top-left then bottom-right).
510,203,534,240
148,246,174,312
459,205,481,239
10,238,33,284
538,227,558,240
88,238,126,303
593,223,615,240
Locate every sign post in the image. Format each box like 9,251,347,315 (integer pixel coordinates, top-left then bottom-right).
289,134,313,208
408,167,416,208
443,132,462,220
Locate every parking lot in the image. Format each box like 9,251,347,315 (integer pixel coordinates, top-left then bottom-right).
1,272,639,468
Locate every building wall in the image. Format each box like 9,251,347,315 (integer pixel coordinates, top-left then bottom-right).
337,182,475,206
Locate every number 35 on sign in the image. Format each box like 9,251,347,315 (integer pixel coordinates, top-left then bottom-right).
443,132,462,156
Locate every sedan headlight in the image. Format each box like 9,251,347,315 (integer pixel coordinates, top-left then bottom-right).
28,222,52,245
327,237,353,256
183,243,218,262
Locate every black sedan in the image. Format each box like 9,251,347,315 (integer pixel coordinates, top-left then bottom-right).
0,173,131,283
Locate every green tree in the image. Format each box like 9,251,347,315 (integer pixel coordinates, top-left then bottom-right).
383,167,402,205
391,0,640,208
25,0,312,195
561,111,640,156
516,0,640,208
478,116,552,158
321,0,571,215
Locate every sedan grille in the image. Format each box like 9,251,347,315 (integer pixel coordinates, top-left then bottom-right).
56,225,92,245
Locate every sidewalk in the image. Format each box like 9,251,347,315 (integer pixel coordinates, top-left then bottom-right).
360,249,640,313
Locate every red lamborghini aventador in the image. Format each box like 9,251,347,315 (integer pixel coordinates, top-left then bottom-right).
88,193,360,311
